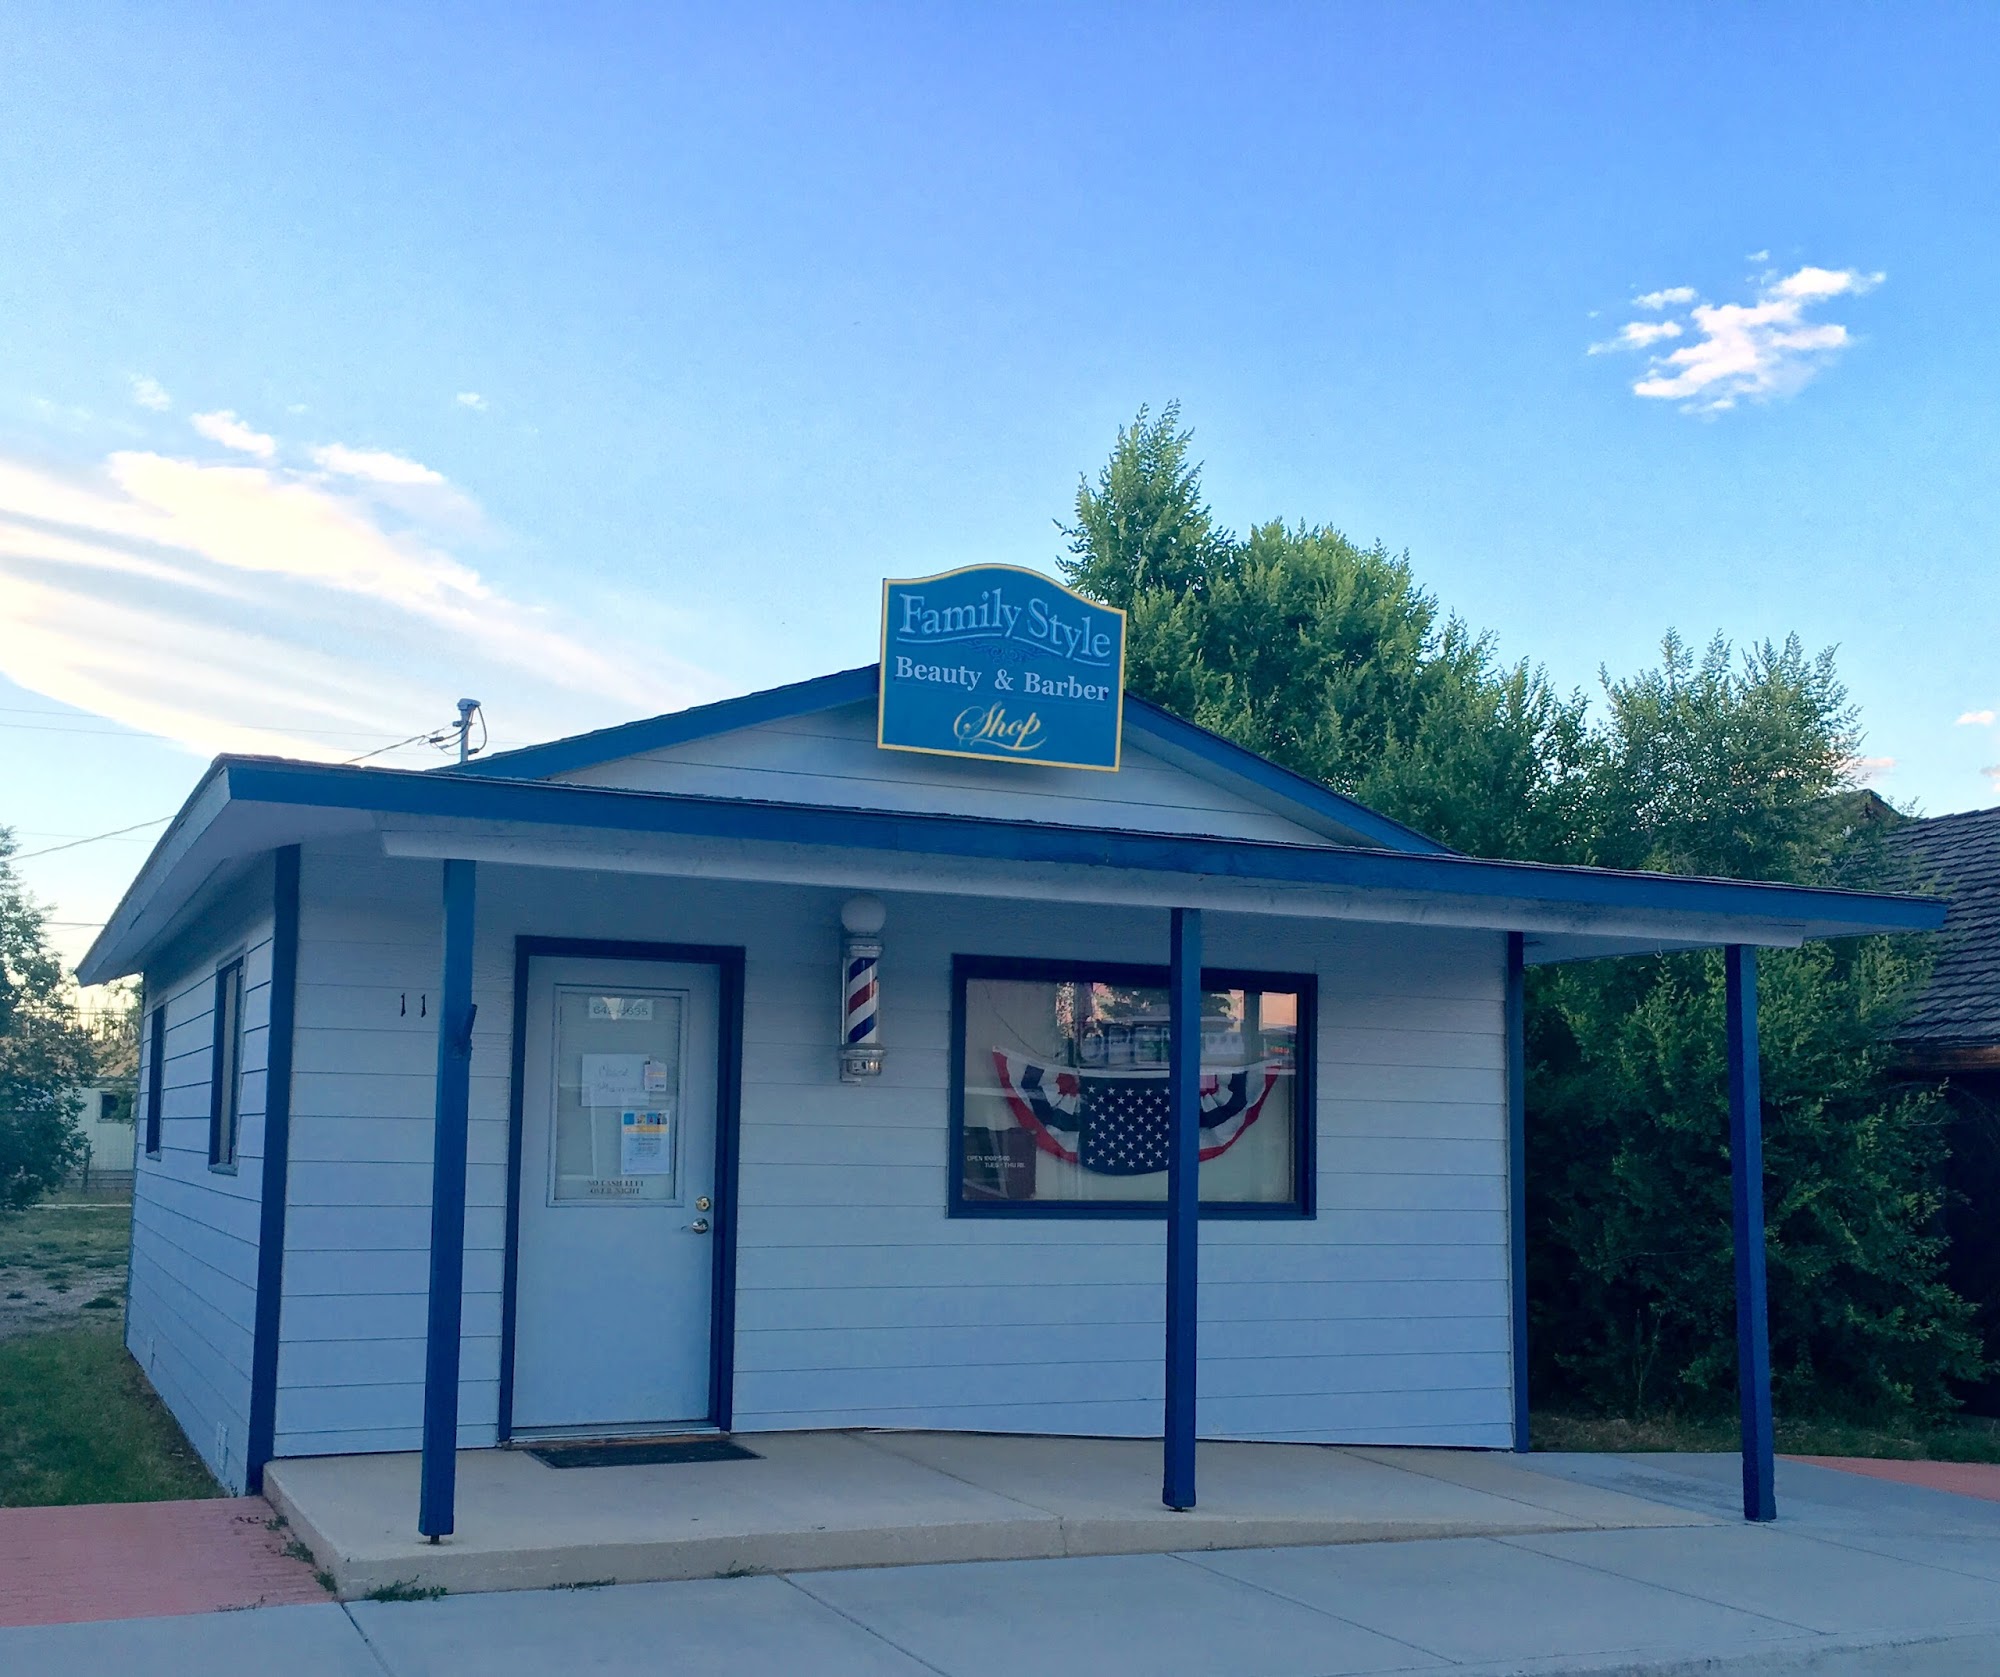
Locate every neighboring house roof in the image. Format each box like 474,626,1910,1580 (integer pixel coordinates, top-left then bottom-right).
1886,806,2000,1063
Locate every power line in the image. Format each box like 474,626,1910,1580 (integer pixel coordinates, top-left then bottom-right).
11,819,173,861
8,707,500,864
344,729,449,765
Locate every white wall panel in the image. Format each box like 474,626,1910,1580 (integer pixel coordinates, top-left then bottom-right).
126,870,275,1492
268,843,1513,1461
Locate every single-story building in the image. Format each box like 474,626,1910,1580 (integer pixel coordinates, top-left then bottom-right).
80,566,1942,1531
72,1085,137,1182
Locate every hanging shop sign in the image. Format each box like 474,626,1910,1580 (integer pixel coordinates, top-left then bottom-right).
877,565,1127,771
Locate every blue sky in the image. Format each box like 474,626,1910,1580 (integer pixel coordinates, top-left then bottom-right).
4,4,1998,966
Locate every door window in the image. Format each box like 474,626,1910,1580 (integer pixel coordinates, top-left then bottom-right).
548,987,686,1204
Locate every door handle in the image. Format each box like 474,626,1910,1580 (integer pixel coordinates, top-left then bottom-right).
690,1218,710,1234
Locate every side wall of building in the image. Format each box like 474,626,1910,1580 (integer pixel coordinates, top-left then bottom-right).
275,842,1511,1457
126,862,277,1492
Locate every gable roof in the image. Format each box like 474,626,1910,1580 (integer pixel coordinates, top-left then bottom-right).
1885,806,2000,1056
451,664,1453,855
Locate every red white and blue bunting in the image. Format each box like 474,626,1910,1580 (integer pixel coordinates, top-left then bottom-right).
991,1050,1282,1176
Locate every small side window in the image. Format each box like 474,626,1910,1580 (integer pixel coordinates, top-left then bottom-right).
209,962,245,1170
143,1004,165,1158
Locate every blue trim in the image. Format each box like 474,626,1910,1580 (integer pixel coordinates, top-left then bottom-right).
1727,944,1777,1522
246,846,300,1493
419,859,477,1539
142,999,165,1158
1506,930,1529,1453
496,938,532,1445
497,937,746,1442
1123,696,1451,854
712,949,745,1433
217,757,1947,940
1163,906,1202,1511
453,667,880,781
946,954,1316,1219
208,958,244,1170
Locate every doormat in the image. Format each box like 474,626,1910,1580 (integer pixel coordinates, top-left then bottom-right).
525,1438,762,1469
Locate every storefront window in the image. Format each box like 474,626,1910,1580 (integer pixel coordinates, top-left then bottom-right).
953,958,1312,1215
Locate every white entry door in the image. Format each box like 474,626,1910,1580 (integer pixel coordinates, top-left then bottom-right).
511,956,720,1434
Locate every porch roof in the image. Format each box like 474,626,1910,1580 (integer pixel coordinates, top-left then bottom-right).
79,752,1945,985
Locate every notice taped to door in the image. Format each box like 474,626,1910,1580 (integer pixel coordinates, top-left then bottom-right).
619,1107,675,1178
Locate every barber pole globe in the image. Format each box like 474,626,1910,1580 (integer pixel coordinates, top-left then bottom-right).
839,896,887,1080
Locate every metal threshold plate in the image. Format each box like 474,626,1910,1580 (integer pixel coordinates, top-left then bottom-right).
525,1437,762,1469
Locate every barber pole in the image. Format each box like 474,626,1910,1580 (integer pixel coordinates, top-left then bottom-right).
839,896,887,1080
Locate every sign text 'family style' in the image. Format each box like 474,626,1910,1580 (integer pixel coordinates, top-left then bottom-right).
877,566,1126,771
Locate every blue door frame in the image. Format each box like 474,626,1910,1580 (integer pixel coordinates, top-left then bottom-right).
495,936,747,1444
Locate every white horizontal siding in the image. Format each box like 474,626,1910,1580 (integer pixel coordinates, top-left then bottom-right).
270,843,1511,1460
127,874,275,1493
552,699,1334,844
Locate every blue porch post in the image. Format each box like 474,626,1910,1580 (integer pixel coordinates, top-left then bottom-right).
1163,906,1202,1511
1506,931,1529,1452
1727,944,1776,1522
419,860,477,1540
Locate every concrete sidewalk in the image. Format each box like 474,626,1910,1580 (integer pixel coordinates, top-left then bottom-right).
264,1430,1709,1596
8,1454,2000,1675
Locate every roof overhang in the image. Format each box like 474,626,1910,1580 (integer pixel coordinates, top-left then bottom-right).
79,756,1947,985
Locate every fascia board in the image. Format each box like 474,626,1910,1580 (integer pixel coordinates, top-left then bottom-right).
77,763,233,986
447,666,879,781
372,822,1829,947
225,757,1945,944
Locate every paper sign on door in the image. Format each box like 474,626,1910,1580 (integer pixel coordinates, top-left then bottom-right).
619,1107,675,1177
583,1054,675,1107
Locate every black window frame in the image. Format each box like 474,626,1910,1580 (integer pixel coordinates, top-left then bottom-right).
947,953,1316,1220
143,1000,165,1158
209,959,245,1172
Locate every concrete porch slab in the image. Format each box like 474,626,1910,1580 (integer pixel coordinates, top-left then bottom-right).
264,1431,1716,1598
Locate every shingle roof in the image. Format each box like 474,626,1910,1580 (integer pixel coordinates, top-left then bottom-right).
1885,806,2000,1050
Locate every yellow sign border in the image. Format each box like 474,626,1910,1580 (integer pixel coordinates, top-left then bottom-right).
877,563,1128,774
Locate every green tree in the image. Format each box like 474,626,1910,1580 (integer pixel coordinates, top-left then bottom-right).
0,828,93,1209
1527,637,1982,1417
1062,404,1982,1421
1059,407,1598,862
1060,401,1236,610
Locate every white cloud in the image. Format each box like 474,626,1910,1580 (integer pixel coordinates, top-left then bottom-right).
1958,709,1997,727
129,375,171,412
455,392,489,412
1769,265,1883,303
311,442,446,486
1985,765,2000,794
1745,250,1770,263
0,436,722,763
190,409,277,458
1591,320,1684,354
1597,264,1884,414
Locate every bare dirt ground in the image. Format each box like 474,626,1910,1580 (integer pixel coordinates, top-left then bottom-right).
0,1206,129,1340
